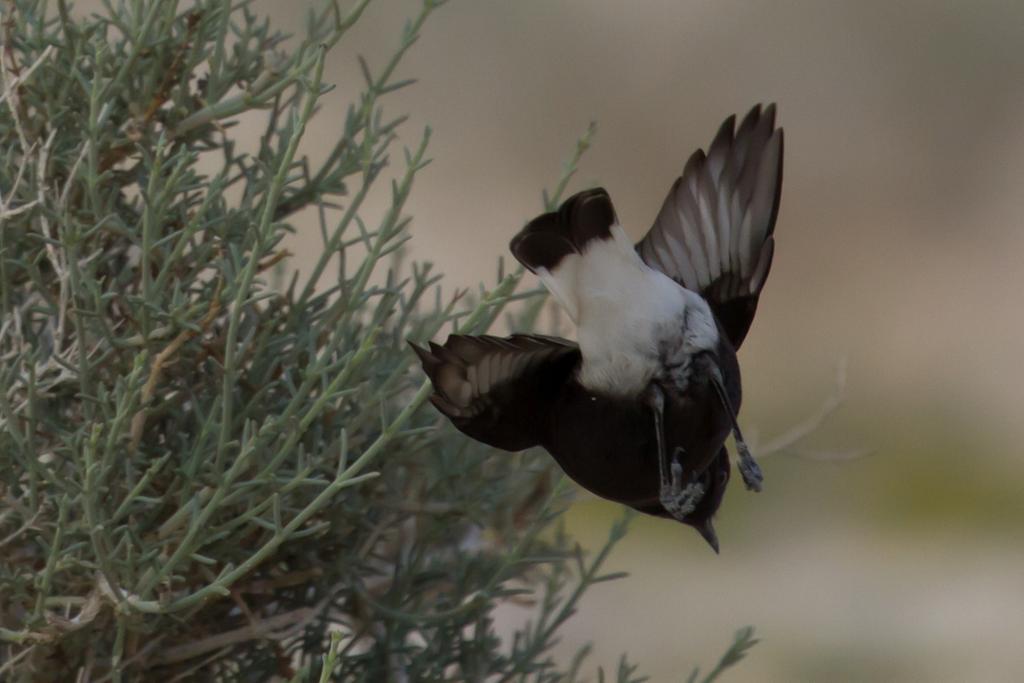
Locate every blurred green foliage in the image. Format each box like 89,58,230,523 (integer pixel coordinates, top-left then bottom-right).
0,1,761,680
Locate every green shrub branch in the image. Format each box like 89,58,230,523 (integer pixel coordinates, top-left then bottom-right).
0,1,757,680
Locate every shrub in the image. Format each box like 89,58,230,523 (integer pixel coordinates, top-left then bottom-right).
0,1,755,680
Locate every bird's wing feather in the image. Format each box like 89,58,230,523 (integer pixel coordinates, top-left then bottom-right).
636,104,784,348
410,334,580,451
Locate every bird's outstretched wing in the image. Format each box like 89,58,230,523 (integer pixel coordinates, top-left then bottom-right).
410,334,580,451
636,104,784,348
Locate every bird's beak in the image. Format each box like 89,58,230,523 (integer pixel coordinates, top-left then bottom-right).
696,520,720,554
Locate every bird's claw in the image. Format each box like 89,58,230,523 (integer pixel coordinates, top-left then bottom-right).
660,481,704,520
736,441,763,492
660,448,704,520
709,366,765,493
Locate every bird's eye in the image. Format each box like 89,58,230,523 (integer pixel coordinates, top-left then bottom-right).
717,469,728,486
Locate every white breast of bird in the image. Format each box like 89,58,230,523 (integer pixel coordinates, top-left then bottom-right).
565,223,719,398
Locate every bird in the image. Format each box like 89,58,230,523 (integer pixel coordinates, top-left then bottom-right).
411,104,783,552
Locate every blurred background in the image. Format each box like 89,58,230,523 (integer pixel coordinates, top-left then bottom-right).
207,1,1024,679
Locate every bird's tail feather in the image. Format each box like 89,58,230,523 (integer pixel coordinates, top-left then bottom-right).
510,189,623,322
510,188,616,273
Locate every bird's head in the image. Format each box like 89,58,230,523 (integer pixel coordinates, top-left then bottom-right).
684,449,730,553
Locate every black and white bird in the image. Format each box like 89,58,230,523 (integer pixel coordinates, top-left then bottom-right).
412,105,783,551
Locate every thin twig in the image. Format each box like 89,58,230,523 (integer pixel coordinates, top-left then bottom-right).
152,598,330,665
0,44,54,107
0,501,46,549
128,281,222,451
754,356,867,461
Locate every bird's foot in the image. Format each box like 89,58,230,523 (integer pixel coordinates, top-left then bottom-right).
708,364,764,492
736,440,763,492
659,449,704,520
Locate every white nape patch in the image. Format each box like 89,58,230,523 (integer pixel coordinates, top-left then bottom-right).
538,222,719,397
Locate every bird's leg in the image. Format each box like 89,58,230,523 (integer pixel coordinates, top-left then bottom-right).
709,368,763,492
648,384,704,519
668,447,704,515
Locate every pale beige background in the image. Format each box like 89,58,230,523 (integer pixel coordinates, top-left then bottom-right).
113,0,1024,679
277,2,1024,681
